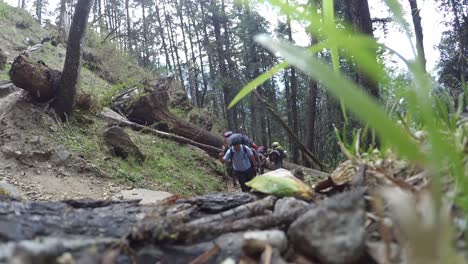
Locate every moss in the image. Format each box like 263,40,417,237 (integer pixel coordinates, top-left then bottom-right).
51,112,226,196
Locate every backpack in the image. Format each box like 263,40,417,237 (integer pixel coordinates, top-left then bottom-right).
228,133,252,147
229,145,254,168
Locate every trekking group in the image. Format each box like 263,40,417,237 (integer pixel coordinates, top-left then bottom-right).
218,131,286,192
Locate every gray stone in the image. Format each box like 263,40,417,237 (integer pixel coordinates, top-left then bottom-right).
274,197,312,217
243,230,288,252
103,126,145,162
99,107,129,123
28,44,42,52
1,146,21,159
288,188,367,264
0,81,18,99
119,188,173,204
49,145,71,166
0,181,24,199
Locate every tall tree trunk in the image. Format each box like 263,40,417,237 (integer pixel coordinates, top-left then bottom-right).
125,0,132,51
286,7,299,163
210,0,236,130
346,0,379,98
53,0,94,120
155,3,172,70
58,0,68,41
141,0,148,67
408,0,426,71
175,0,195,105
163,0,185,91
185,2,200,107
36,0,42,23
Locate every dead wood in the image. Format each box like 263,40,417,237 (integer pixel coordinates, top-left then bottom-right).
99,108,222,157
9,54,61,101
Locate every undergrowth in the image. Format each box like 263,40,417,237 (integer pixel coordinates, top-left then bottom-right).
51,111,226,196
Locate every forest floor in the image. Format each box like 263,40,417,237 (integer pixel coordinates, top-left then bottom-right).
0,2,230,200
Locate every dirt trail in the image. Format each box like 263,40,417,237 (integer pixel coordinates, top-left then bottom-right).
0,90,128,201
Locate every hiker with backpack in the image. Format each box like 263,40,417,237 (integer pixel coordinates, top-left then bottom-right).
219,131,236,187
268,142,286,170
220,134,257,192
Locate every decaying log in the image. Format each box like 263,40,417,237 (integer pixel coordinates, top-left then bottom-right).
9,54,61,102
187,196,276,226
100,108,222,157
120,80,224,148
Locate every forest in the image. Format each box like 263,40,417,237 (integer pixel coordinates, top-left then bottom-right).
11,0,463,168
0,0,468,262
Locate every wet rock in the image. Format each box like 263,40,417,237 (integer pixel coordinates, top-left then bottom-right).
274,197,312,217
288,188,367,264
49,145,71,166
103,126,145,162
118,188,173,204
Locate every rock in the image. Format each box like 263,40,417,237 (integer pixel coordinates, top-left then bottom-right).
288,188,367,264
1,145,21,159
0,181,24,199
28,44,42,52
0,81,18,99
0,48,6,70
243,230,287,252
103,126,145,162
50,145,71,166
274,197,312,217
29,136,41,145
99,107,128,123
119,188,173,204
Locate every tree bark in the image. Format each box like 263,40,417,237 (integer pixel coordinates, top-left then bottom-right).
100,109,222,157
346,0,379,99
408,0,426,71
9,55,61,102
58,0,68,42
286,6,300,163
210,0,236,130
53,0,94,120
155,3,172,70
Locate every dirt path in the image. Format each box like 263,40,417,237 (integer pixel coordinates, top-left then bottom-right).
0,90,128,201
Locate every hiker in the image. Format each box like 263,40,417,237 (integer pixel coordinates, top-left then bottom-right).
256,146,266,174
220,134,257,192
268,142,286,170
219,131,236,187
250,143,262,174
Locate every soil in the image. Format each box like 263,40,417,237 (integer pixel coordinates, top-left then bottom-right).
0,90,129,201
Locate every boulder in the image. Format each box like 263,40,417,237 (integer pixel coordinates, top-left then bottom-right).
103,126,145,162
49,145,71,166
273,197,312,217
288,188,367,264
117,188,173,204
99,107,129,124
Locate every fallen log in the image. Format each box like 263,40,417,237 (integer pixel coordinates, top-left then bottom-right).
9,54,61,102
116,79,224,148
99,108,222,158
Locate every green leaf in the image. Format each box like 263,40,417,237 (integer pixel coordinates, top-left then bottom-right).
228,62,287,109
255,35,424,161
228,41,329,109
